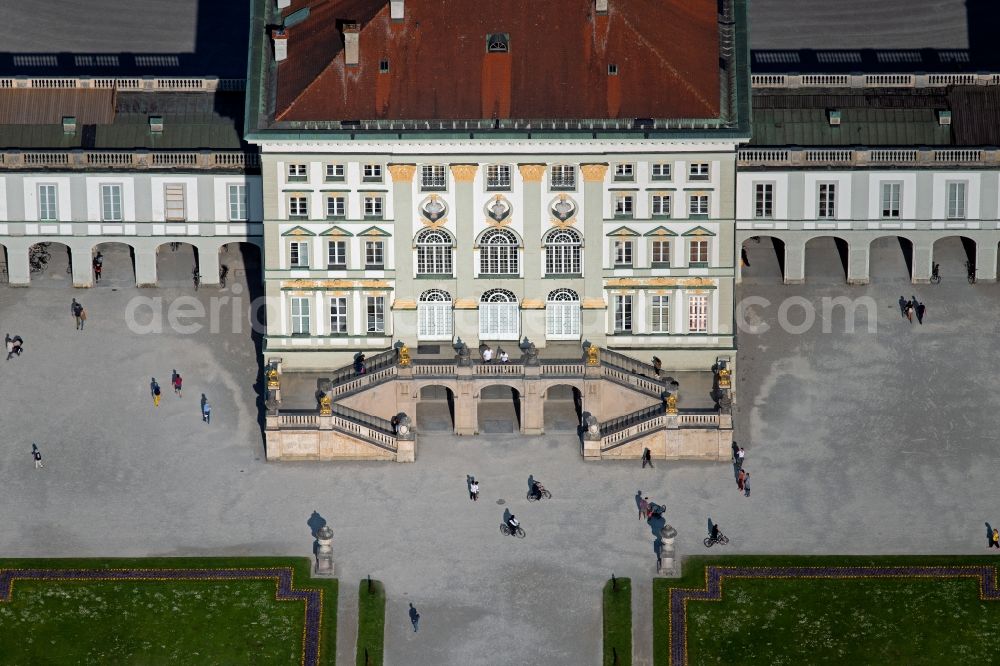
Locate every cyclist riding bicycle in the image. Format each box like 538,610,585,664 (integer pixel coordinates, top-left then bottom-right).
507,515,520,536
531,481,543,500
710,524,720,542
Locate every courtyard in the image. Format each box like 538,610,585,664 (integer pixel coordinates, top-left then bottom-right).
0,238,998,664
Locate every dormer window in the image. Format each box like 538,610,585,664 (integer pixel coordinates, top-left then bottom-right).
608,64,619,76
379,59,389,73
487,33,509,53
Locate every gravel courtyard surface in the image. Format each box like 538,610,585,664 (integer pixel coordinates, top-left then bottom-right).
1,236,996,664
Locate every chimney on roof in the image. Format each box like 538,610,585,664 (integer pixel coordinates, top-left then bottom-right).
344,24,360,66
595,0,608,14
149,116,164,133
273,28,288,62
938,109,952,125
827,109,841,126
277,0,291,8
390,0,404,21
62,116,77,136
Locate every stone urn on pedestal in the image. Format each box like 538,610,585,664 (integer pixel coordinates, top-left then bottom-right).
314,525,335,577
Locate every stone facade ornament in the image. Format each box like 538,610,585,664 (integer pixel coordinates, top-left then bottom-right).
387,163,416,182
585,343,600,366
484,195,512,224
449,164,479,182
419,194,447,223
665,393,678,415
717,363,732,390
550,194,577,222
456,341,472,367
314,525,335,576
517,164,546,181
398,343,411,368
266,364,280,390
523,342,539,366
319,392,332,416
580,163,609,182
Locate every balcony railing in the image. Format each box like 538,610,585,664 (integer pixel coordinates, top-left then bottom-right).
0,150,260,171
0,76,245,92
751,72,1000,89
739,148,1000,169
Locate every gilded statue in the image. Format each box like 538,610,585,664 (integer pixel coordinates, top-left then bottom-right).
398,344,412,368
665,393,678,414
717,366,731,389
585,344,600,366
266,366,279,390
319,392,332,416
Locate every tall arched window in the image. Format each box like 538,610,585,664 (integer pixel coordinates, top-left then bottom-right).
415,228,453,275
544,228,582,275
479,288,519,340
546,289,581,340
417,289,453,341
479,228,519,275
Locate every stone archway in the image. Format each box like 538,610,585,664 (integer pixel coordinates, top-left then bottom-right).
932,236,977,284
804,236,849,282
415,384,456,432
739,235,785,283
28,241,73,287
219,241,263,297
156,241,199,288
91,241,136,287
868,235,913,282
543,383,583,432
477,383,521,434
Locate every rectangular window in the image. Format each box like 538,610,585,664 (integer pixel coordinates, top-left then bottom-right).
651,163,672,181
164,184,186,221
613,295,633,333
688,163,709,180
614,163,634,181
651,240,671,266
651,194,671,217
367,296,386,333
38,184,58,221
818,182,836,219
420,164,447,190
365,240,384,268
325,164,345,182
289,241,309,268
754,183,773,219
881,183,901,218
614,193,634,217
228,184,248,221
101,184,123,222
327,240,347,269
689,194,709,216
329,297,348,335
290,296,311,335
688,295,708,333
651,295,670,333
362,164,383,182
550,164,576,190
689,239,709,266
288,196,308,218
287,163,308,182
326,195,346,219
486,164,511,190
363,195,383,219
947,182,967,219
613,239,633,267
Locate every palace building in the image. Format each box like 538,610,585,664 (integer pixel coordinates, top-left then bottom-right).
245,0,751,372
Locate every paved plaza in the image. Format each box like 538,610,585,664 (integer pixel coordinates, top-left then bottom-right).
1,237,999,664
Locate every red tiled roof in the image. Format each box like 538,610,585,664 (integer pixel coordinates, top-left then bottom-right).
275,0,720,121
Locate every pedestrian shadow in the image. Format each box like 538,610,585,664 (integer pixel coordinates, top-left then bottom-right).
707,517,715,537
647,512,665,538
308,511,327,537
527,474,535,496
987,522,994,546
635,490,643,513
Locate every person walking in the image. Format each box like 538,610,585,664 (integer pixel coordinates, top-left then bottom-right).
736,447,746,470
737,468,746,492
469,477,479,501
916,302,926,324
153,382,162,407
72,300,85,330
201,396,211,424
905,301,914,323
641,448,654,469
5,334,14,361
173,373,183,397
409,603,420,632
731,441,739,461
743,470,751,497
32,444,43,469
991,528,999,549
639,496,650,521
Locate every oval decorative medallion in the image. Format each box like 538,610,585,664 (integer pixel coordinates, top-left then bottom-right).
419,194,449,227
484,194,512,226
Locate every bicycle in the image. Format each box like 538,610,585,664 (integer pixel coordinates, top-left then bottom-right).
526,485,552,501
500,523,526,538
192,269,201,290
965,260,977,284
703,532,730,548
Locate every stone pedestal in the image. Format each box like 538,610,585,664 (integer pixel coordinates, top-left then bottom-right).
657,524,677,576
395,413,415,462
582,412,602,460
314,525,335,577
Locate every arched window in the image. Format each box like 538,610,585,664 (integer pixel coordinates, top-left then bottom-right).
417,289,453,341
415,228,453,275
479,228,519,275
544,228,582,275
479,288,519,340
546,289,581,340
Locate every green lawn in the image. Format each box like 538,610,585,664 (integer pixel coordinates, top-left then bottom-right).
355,578,386,666
655,556,1000,665
0,557,337,665
603,576,631,666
